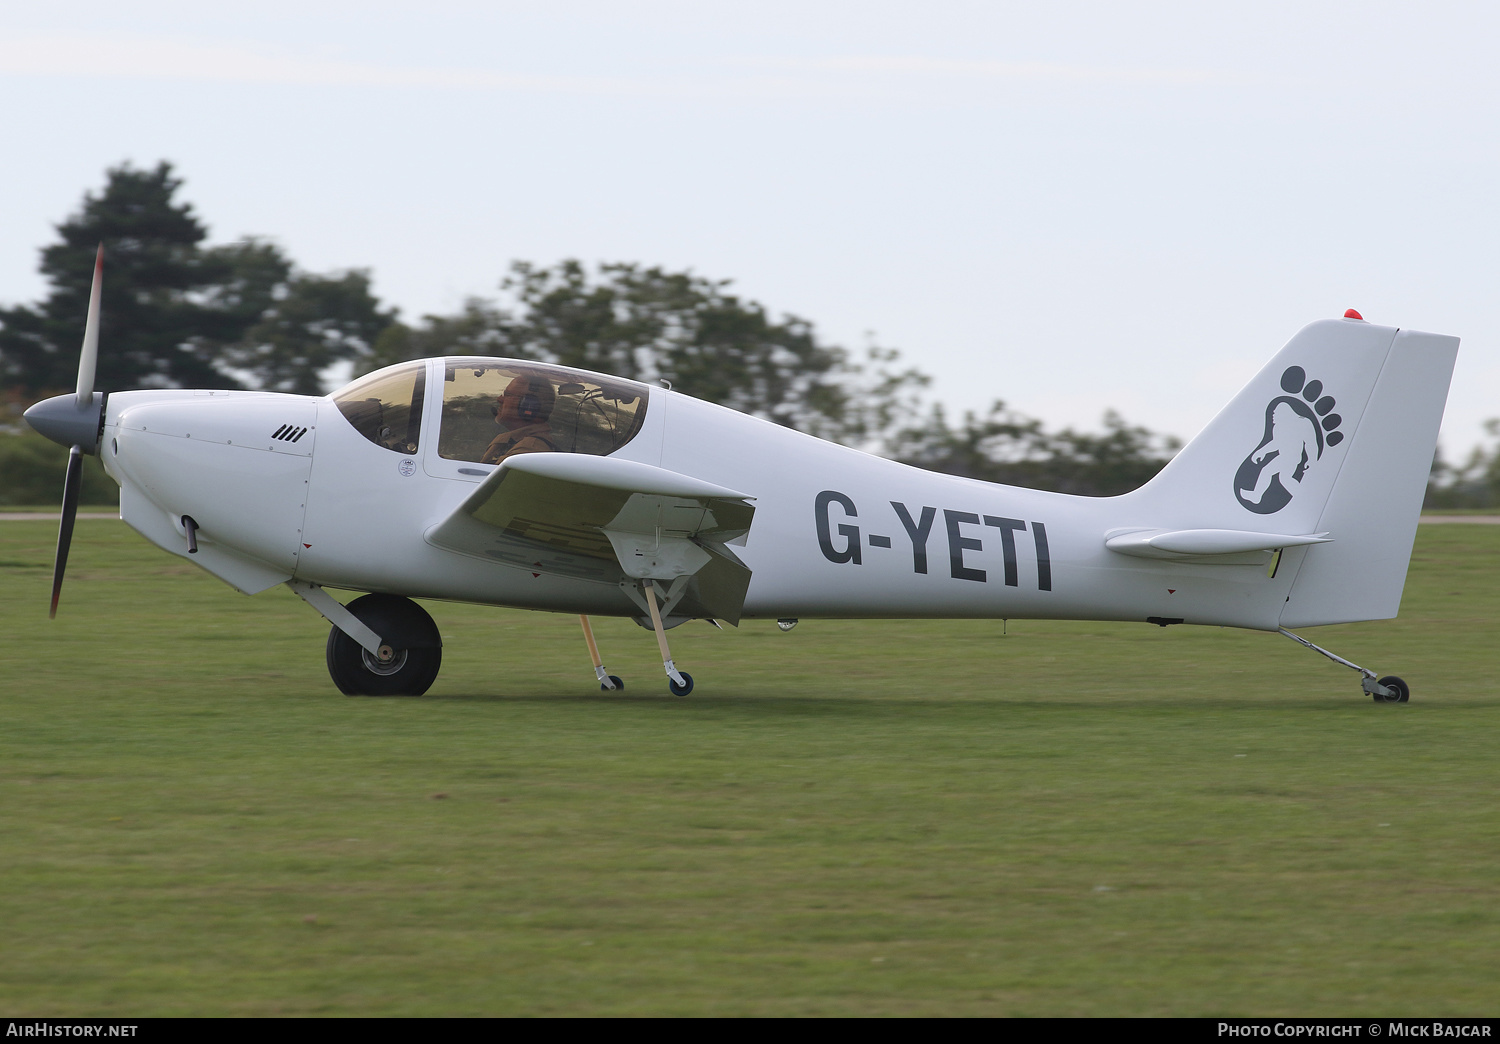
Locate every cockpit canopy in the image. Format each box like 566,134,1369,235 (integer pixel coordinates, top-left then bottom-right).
437,358,649,463
330,358,649,463
331,361,426,454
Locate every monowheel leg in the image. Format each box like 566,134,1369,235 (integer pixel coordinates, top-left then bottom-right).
643,580,693,696
579,614,622,691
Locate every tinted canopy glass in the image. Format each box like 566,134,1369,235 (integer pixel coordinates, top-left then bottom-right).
439,359,648,465
331,361,426,454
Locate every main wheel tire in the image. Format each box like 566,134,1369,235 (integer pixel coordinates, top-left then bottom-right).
668,672,694,697
602,675,624,692
1377,675,1410,703
326,594,442,697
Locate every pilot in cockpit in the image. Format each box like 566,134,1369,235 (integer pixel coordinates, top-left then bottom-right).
480,374,559,464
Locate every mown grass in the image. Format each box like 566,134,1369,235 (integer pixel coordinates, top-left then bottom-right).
1,521,1497,1016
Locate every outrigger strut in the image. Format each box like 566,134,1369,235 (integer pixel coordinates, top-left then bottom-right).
578,614,620,691
642,579,691,694
1278,628,1397,699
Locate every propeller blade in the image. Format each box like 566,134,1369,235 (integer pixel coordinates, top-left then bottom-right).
75,244,103,409
49,446,84,619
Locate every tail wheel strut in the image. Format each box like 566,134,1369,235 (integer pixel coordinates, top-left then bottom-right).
1278,628,1410,703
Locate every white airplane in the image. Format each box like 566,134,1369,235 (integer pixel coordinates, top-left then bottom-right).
26,249,1459,702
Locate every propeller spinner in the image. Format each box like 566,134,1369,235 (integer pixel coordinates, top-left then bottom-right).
22,244,106,618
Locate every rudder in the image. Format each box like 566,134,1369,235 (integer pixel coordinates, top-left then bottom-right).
1280,328,1459,626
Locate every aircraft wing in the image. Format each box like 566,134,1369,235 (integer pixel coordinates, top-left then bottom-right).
424,454,756,623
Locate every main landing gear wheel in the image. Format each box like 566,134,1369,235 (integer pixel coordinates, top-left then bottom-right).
668,672,694,697
602,675,624,692
326,594,442,697
1374,675,1410,704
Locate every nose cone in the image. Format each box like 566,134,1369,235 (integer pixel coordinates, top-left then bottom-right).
24,392,104,453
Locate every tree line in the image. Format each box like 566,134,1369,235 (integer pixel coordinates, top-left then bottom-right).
1,161,1220,504
1425,431,1500,509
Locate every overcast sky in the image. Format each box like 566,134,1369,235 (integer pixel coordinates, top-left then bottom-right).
3,1,1496,456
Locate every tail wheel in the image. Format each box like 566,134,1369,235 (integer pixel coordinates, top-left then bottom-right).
326,594,442,697
1375,675,1410,704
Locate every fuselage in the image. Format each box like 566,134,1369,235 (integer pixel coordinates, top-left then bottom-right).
96,355,1301,631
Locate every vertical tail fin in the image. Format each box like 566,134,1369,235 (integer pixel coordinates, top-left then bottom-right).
1129,317,1458,626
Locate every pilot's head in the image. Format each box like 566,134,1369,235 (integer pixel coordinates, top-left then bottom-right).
496,374,556,428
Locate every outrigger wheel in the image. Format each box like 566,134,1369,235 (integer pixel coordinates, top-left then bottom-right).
326,594,443,697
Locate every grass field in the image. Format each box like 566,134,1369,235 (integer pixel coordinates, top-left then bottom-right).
1,520,1497,1016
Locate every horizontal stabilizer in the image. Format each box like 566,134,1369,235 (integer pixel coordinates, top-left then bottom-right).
1105,528,1331,560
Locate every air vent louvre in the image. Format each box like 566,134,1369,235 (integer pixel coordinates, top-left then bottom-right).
271,424,309,443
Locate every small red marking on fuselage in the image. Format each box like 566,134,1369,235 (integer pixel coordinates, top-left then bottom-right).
1167,589,1176,594
304,543,312,549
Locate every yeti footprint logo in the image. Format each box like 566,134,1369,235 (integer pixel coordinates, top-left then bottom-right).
1233,365,1346,514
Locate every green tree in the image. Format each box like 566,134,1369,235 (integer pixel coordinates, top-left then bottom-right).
363,298,513,373
0,430,117,506
0,163,397,398
225,266,395,395
505,261,869,439
889,403,1181,497
1425,421,1500,509
0,161,246,394
364,260,926,445
361,259,1179,492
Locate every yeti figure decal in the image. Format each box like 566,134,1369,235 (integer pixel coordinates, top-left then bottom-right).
1233,365,1346,514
